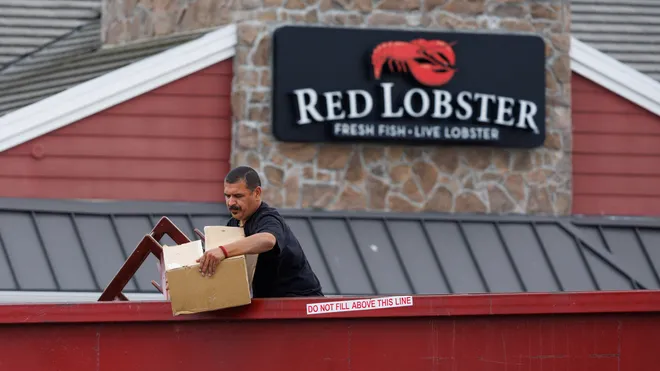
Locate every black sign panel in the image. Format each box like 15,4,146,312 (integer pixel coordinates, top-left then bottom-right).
272,25,546,148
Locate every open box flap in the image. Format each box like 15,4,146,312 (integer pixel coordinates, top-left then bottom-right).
162,240,204,270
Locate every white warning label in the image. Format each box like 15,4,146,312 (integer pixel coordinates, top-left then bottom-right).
306,295,414,315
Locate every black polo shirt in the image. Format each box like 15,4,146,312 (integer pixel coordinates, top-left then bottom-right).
226,202,323,298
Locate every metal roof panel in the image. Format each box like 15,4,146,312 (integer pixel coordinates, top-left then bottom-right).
350,219,414,295
74,215,138,292
285,218,339,294
498,223,560,292
0,211,57,290
33,213,97,291
0,0,101,70
0,230,17,290
386,220,450,294
576,224,660,289
425,221,487,293
0,198,657,297
309,218,374,295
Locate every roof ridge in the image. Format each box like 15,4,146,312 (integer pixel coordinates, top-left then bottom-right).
0,20,99,75
0,28,203,85
0,0,101,70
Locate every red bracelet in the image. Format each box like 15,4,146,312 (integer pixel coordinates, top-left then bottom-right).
219,245,228,259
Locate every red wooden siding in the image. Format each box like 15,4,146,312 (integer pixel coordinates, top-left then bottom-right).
0,59,233,202
572,73,660,216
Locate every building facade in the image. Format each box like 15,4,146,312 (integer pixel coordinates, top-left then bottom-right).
2,0,658,216
0,0,658,301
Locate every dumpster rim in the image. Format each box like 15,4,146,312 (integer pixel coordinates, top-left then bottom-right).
1,290,660,324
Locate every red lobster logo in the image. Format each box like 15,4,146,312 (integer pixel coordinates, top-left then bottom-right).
371,39,457,87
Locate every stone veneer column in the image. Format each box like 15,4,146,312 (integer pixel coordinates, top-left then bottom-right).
101,0,233,45
101,0,572,215
232,0,572,215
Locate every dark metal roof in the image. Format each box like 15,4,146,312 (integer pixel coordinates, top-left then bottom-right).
0,0,101,71
572,0,660,81
0,21,207,116
0,198,657,296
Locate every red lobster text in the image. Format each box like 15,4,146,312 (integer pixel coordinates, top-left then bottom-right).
371,39,457,87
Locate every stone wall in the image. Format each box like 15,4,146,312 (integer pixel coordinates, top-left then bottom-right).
102,0,572,215
101,0,233,44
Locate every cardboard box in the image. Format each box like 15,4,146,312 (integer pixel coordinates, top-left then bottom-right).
160,226,258,316
204,226,259,286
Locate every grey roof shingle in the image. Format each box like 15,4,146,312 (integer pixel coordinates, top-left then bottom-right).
572,0,660,81
0,198,657,297
3,0,658,116
0,0,101,71
0,21,207,116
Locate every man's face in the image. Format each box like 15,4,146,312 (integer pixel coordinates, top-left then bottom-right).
224,180,261,221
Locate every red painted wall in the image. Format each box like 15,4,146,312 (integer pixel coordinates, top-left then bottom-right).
0,59,233,202
572,73,660,216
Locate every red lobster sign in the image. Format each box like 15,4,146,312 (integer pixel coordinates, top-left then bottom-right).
371,39,457,87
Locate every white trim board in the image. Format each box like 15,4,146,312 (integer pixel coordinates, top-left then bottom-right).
0,23,237,153
0,30,658,154
571,36,660,117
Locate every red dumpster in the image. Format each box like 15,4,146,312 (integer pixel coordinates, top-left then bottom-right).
1,290,660,370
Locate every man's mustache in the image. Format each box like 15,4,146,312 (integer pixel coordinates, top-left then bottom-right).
229,206,241,211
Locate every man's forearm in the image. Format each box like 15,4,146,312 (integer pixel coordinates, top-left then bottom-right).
219,232,276,257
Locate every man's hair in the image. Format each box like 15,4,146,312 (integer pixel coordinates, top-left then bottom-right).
225,166,262,192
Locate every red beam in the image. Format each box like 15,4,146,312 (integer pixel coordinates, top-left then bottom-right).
150,216,191,247
98,216,192,301
97,235,162,301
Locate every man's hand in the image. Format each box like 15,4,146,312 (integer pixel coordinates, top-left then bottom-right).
196,248,227,277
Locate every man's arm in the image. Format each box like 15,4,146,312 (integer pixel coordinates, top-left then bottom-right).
221,232,276,257
224,214,286,256
198,214,285,275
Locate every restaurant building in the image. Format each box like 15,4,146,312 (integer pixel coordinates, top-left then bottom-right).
0,0,658,301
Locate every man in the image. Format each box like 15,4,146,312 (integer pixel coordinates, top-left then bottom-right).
197,166,324,298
